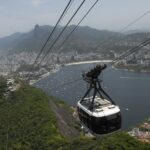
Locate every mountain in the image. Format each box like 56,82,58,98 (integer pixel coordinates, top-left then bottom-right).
124,29,150,35
0,32,22,54
0,25,53,54
0,25,150,55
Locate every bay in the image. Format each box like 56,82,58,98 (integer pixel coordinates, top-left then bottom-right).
34,63,150,130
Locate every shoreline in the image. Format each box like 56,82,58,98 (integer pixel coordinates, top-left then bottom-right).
31,60,150,85
31,60,112,85
113,65,150,73
66,60,112,66
30,64,62,85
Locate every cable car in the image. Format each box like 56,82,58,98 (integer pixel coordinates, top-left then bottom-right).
77,64,121,135
77,96,121,134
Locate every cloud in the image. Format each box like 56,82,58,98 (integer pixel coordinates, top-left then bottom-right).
31,0,48,6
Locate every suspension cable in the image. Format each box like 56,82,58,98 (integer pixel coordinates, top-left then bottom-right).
45,5,150,66
56,0,99,54
33,0,73,65
92,9,150,52
44,0,99,65
27,0,74,81
120,10,150,33
29,2,150,87
37,0,86,66
48,37,150,90
111,38,150,65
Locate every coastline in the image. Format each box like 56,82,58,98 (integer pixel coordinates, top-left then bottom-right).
30,60,112,85
66,60,112,66
30,64,62,85
32,60,150,131
113,65,150,73
30,60,150,85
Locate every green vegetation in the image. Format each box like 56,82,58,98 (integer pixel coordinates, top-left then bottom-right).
65,132,150,150
0,84,62,150
0,76,7,97
45,132,150,150
0,79,150,149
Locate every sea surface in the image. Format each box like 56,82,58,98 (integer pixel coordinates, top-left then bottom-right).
34,63,150,130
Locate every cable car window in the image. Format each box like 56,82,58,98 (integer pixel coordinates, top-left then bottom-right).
107,114,117,120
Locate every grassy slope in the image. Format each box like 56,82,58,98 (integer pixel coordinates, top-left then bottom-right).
0,81,150,150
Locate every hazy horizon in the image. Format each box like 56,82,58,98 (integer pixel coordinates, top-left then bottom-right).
0,0,150,37
2,24,150,38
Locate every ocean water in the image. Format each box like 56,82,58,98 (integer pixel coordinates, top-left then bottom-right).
34,63,150,130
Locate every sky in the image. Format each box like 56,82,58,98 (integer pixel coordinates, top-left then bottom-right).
0,0,150,37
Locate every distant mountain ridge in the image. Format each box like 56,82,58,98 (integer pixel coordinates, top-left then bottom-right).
124,29,150,35
0,25,150,55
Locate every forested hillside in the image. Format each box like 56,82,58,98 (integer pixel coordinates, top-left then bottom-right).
0,79,150,149
0,81,62,149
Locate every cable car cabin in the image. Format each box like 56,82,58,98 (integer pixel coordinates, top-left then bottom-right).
77,96,121,135
77,64,121,134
